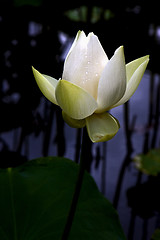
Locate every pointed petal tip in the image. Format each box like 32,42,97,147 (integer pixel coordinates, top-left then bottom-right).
143,55,150,67
77,30,82,36
77,30,86,38
114,45,124,54
145,54,150,59
114,45,125,63
32,66,38,75
32,67,58,105
32,66,42,82
140,55,150,64
32,66,43,76
87,31,94,37
145,55,150,64
112,54,150,108
119,45,124,50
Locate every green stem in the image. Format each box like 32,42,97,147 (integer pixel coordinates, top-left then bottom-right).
8,168,18,240
61,127,88,240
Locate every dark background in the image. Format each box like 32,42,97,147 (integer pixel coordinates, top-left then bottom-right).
0,1,160,240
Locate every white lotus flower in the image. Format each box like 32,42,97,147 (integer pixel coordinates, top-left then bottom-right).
32,31,149,142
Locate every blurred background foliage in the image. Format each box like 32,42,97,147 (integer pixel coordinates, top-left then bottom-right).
0,0,160,239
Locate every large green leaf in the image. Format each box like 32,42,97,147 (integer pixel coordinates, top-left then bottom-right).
0,157,126,240
151,228,160,240
134,148,160,176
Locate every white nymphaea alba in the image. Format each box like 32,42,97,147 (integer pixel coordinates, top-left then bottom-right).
32,30,149,142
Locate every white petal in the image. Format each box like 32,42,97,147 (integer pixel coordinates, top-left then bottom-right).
62,31,108,99
64,30,86,64
112,55,149,108
96,46,126,113
62,31,87,83
32,67,58,105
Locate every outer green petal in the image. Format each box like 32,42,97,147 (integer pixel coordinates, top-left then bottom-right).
62,111,86,128
55,80,98,120
86,112,120,143
32,67,58,105
112,55,149,108
126,55,149,83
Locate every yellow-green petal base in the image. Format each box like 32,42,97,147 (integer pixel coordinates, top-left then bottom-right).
86,112,120,143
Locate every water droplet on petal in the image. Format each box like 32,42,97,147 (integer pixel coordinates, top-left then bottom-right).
95,73,99,77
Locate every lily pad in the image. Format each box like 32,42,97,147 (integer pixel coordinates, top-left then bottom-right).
134,149,160,176
151,228,160,240
0,157,126,240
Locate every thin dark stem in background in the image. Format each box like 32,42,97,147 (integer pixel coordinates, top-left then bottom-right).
123,101,133,153
142,219,148,240
143,74,154,153
113,101,134,208
61,127,88,240
128,212,136,240
42,102,54,156
101,142,107,195
55,108,66,156
128,74,156,240
151,80,160,148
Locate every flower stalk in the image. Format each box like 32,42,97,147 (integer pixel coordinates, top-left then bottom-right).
61,127,88,240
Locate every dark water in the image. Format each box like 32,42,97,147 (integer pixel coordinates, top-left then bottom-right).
1,71,160,240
